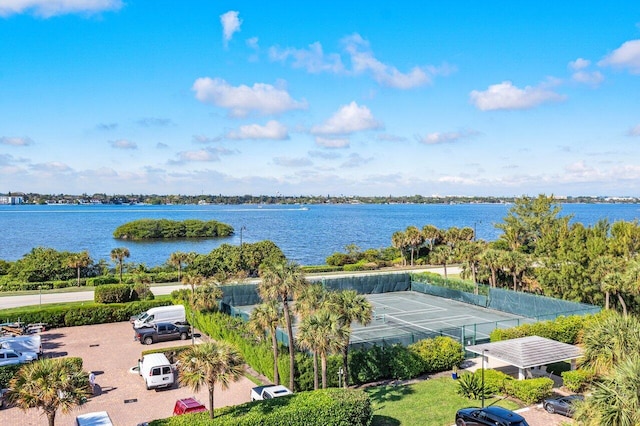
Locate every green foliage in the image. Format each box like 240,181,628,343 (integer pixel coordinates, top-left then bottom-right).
0,364,22,388
411,272,489,296
408,336,464,373
113,218,233,240
296,353,341,390
561,369,596,393
489,314,589,344
7,247,78,282
0,300,170,328
94,283,136,303
190,241,285,277
456,372,490,400
387,344,424,380
472,369,513,395
503,377,554,404
326,252,351,267
149,388,372,426
141,345,193,363
348,345,389,385
301,265,343,273
87,275,119,286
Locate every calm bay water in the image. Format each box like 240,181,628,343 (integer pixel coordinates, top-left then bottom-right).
1,203,639,267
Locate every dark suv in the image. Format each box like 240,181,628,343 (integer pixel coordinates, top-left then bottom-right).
455,406,530,426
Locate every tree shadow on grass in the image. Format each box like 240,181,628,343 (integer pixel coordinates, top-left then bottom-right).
366,383,415,407
371,415,401,426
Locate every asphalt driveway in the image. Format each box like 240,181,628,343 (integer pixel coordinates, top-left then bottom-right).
1,322,255,425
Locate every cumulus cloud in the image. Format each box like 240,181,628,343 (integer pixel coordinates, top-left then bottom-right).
568,58,604,87
342,33,436,89
628,124,640,136
269,42,345,74
569,58,590,70
311,102,382,135
0,136,33,146
108,139,137,149
30,161,72,172
226,120,289,140
220,11,241,46
246,37,259,50
599,39,640,74
315,137,351,149
272,156,313,167
137,117,172,127
0,0,122,17
469,81,566,111
417,129,479,145
192,77,307,117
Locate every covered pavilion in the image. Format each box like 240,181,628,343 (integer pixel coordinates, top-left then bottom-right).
465,335,584,380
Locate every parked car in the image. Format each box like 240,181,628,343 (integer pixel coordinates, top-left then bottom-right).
173,397,207,415
455,406,530,426
135,322,191,345
76,411,114,425
0,348,37,367
0,335,43,356
133,305,186,329
250,385,293,401
543,394,584,417
138,353,174,390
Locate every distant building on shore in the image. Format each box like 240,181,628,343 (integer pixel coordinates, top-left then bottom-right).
0,196,24,205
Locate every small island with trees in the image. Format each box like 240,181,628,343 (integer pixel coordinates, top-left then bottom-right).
113,219,234,240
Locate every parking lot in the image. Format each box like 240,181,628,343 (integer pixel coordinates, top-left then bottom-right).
1,322,255,425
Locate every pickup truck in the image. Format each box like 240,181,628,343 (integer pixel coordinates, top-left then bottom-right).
250,385,293,401
0,348,38,366
135,322,191,345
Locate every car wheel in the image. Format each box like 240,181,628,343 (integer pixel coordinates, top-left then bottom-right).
146,381,150,390
144,337,153,345
180,332,187,340
456,419,466,426
544,404,555,414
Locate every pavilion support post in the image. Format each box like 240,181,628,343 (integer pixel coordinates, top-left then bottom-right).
518,367,525,380
570,359,577,370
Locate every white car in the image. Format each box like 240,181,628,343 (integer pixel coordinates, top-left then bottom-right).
0,348,38,366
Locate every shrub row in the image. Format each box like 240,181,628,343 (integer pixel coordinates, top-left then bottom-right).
149,388,372,426
0,356,83,388
489,314,590,344
411,272,489,296
301,265,343,273
467,369,553,404
561,369,596,393
0,300,170,328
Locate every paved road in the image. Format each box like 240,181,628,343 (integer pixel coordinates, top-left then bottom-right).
0,266,461,310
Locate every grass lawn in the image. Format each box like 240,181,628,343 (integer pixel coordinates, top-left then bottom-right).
366,377,521,426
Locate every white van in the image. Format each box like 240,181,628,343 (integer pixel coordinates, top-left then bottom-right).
138,353,174,390
133,305,185,329
0,335,43,357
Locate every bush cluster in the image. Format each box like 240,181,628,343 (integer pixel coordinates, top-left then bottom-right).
149,388,372,426
94,284,137,303
87,276,120,286
113,219,233,240
0,300,170,328
408,336,464,373
489,315,589,344
301,265,343,273
503,377,554,404
460,369,552,404
561,369,596,393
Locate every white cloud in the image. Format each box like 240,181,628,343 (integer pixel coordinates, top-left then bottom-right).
377,133,407,142
571,70,604,86
599,39,640,74
192,135,222,144
314,137,350,149
0,0,122,17
220,11,241,46
176,149,219,163
192,77,307,117
341,153,373,168
342,33,433,89
0,136,33,146
469,81,566,111
311,101,382,135
308,150,341,159
417,129,479,145
569,58,590,70
30,161,72,172
628,124,640,136
246,37,259,50
108,139,137,149
226,120,289,140
269,42,345,74
272,156,313,167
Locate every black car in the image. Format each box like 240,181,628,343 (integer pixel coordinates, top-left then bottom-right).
542,394,584,417
455,406,530,426
134,322,191,345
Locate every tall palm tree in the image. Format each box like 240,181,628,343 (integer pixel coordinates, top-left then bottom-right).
67,251,90,286
404,226,424,266
7,358,91,426
391,230,407,266
457,241,484,291
297,316,322,390
259,259,306,391
298,310,347,389
168,251,190,282
328,289,372,387
177,342,244,419
248,300,284,385
422,224,441,251
430,245,453,278
480,248,503,288
192,283,223,312
500,250,529,291
110,247,130,283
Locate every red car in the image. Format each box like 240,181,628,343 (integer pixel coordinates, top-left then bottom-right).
173,398,207,416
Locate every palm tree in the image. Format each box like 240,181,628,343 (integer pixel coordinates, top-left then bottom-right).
67,251,90,286
298,310,347,389
480,248,503,287
296,316,322,390
182,273,206,294
391,230,407,266
422,225,441,251
110,247,130,283
177,342,244,419
457,241,484,291
192,283,223,312
500,250,529,291
404,226,424,266
168,251,190,282
248,300,284,385
258,259,306,391
7,358,91,426
328,289,372,387
430,245,453,278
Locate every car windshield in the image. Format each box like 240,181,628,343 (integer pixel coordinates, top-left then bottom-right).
138,313,148,321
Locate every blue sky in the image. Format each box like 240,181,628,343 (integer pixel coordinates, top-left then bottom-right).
1,1,640,197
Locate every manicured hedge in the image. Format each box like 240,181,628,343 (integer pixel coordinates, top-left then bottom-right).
94,284,136,303
408,336,464,373
0,300,170,328
562,369,596,393
149,388,372,426
489,314,590,344
87,276,120,286
301,265,343,273
503,377,554,404
472,368,513,395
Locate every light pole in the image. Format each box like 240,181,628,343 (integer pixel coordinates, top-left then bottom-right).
481,349,487,408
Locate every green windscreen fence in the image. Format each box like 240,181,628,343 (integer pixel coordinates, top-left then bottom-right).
487,287,601,320
312,273,411,294
411,281,488,307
